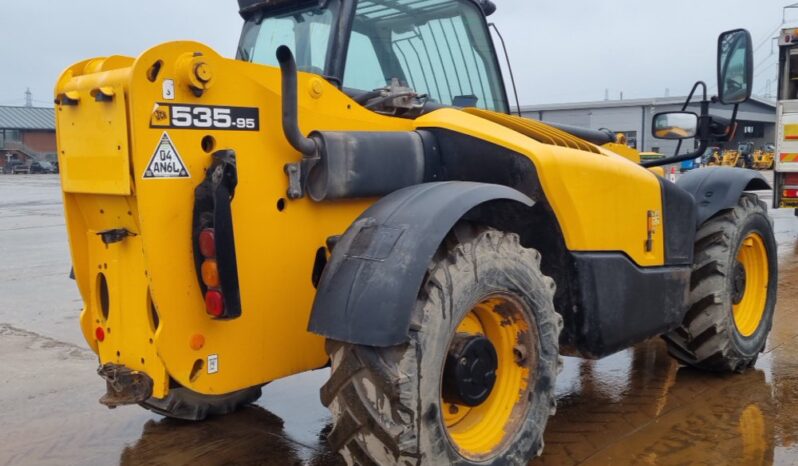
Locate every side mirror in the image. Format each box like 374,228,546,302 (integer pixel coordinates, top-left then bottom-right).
652,112,699,140
718,29,753,105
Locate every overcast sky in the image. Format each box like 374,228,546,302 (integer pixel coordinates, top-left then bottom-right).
0,1,794,107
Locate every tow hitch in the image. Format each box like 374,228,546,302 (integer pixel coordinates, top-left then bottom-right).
97,363,153,408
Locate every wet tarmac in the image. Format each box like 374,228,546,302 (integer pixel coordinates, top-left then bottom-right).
1,174,797,466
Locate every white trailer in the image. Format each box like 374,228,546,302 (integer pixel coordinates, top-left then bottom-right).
774,27,798,209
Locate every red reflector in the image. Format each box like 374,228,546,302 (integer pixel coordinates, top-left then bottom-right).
786,173,798,185
205,290,224,317
199,228,216,258
784,189,798,198
95,326,105,342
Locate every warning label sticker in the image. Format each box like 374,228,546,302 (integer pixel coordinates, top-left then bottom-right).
208,354,219,374
143,132,190,179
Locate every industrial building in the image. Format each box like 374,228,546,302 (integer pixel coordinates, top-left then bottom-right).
0,105,56,170
520,97,777,157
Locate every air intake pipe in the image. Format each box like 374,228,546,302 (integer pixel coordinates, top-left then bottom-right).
276,45,319,157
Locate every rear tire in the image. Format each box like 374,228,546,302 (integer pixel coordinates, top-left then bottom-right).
664,193,777,372
321,227,562,465
140,385,262,421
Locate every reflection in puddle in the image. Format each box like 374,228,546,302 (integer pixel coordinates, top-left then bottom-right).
113,335,798,466
120,404,343,466
538,257,798,466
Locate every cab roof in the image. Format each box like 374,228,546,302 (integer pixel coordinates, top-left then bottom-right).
237,0,496,18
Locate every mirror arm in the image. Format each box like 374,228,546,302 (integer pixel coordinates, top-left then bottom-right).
727,103,740,138
682,81,708,111
641,141,707,168
642,81,709,168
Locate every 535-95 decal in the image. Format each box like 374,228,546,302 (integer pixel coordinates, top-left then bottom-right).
151,103,259,131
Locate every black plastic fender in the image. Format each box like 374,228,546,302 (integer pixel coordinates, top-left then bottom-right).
676,167,770,227
308,182,534,347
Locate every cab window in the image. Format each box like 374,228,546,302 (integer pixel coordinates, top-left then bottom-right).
344,0,507,112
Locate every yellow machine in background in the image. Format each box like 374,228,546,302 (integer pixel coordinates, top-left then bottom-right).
54,1,777,464
722,141,755,168
722,148,744,167
752,144,776,170
703,146,723,166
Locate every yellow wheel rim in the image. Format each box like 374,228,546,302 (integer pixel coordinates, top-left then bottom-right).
732,233,769,337
441,293,535,460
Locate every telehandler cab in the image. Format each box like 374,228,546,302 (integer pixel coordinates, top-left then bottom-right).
55,1,777,464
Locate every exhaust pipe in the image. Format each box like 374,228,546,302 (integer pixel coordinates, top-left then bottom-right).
274,45,424,202
276,45,318,157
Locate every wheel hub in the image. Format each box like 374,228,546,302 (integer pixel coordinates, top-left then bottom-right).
442,334,498,407
732,260,747,305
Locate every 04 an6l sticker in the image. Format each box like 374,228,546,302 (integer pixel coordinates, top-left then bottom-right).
151,103,259,131
143,132,190,179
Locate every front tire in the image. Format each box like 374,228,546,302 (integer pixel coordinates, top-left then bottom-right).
321,227,562,465
664,193,777,372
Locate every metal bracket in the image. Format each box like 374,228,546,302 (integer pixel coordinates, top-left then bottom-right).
284,162,303,199
97,363,154,408
284,156,320,200
97,228,136,245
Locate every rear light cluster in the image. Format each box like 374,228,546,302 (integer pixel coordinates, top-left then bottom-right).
199,228,224,317
193,154,242,319
784,174,798,198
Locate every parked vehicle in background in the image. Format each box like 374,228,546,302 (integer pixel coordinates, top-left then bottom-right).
721,142,754,168
701,146,722,166
29,161,55,174
752,143,776,170
4,160,30,174
774,28,798,208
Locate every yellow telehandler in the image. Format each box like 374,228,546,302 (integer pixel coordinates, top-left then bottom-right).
752,143,776,170
55,2,776,464
722,141,755,168
702,145,723,166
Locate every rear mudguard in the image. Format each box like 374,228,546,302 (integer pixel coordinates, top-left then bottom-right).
676,167,770,226
308,182,534,347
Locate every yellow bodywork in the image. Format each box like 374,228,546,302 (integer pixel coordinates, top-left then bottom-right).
705,149,722,166
56,42,666,397
721,149,743,167
752,149,775,170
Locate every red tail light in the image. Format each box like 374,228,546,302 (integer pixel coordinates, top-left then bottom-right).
199,228,216,258
784,189,798,198
205,290,224,317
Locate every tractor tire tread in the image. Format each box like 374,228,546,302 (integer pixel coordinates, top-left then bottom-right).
664,193,774,373
322,227,562,465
